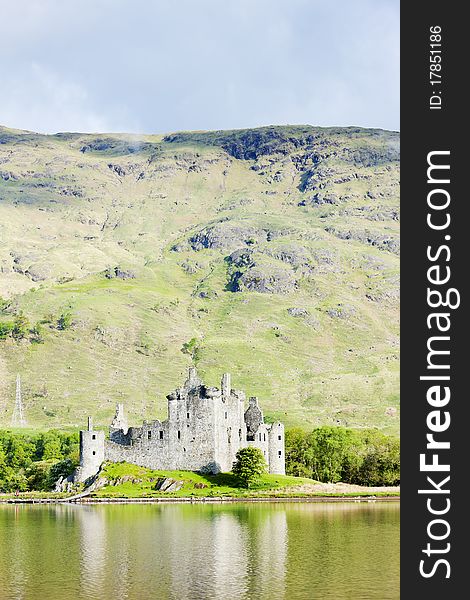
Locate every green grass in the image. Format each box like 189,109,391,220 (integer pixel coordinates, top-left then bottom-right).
93,462,316,498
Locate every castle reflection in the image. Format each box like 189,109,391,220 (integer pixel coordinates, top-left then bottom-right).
0,502,399,600
75,504,287,599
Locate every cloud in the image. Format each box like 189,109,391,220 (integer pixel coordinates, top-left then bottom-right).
1,64,113,133
0,0,399,133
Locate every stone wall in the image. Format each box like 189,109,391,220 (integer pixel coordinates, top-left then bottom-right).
76,368,285,481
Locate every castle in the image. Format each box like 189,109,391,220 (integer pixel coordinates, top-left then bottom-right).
75,367,285,482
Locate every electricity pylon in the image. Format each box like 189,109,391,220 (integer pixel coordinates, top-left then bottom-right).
11,374,26,427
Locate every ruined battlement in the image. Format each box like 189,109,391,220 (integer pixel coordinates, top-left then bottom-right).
75,368,285,482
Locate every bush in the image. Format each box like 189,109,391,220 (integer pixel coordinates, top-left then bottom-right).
0,322,14,340
11,313,30,340
0,297,10,314
181,337,201,362
30,322,45,344
57,312,73,330
232,446,267,488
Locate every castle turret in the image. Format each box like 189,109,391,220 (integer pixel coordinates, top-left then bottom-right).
268,422,285,475
244,397,263,441
184,367,202,391
75,418,105,482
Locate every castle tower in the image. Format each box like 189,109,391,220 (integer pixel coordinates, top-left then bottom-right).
268,422,286,475
75,417,105,482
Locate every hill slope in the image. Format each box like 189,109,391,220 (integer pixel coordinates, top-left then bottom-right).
0,125,399,432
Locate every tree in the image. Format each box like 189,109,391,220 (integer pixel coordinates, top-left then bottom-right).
42,438,63,461
6,436,35,471
0,322,14,340
49,458,77,487
11,313,30,340
181,337,201,362
284,425,400,486
0,444,8,480
308,426,356,483
285,428,314,478
232,446,267,488
353,430,400,486
26,461,54,491
57,311,73,330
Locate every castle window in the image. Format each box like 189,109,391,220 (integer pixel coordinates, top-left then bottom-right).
278,450,282,457
238,429,242,441
225,412,227,419
148,431,151,440
92,451,96,456
278,435,282,440
263,433,266,442
92,435,96,440
187,412,190,419
259,433,262,441
178,430,181,440
159,431,163,439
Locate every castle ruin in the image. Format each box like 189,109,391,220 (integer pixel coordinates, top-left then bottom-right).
75,367,285,481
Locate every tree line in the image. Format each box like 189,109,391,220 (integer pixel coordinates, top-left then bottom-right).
285,426,400,486
0,430,79,492
0,425,399,493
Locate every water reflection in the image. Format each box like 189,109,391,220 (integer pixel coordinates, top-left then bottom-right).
0,502,399,600
77,506,108,597
73,504,288,600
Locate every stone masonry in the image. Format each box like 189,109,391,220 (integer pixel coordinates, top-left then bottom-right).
75,368,285,482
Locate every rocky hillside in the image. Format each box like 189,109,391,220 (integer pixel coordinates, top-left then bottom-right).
0,125,399,432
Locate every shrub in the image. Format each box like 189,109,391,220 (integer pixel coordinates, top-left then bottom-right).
11,313,30,340
232,446,267,488
30,322,45,343
0,322,14,340
181,337,201,362
57,312,73,330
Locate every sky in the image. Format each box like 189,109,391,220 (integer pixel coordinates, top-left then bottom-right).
0,0,399,134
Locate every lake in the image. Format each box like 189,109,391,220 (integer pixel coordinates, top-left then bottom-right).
0,501,399,600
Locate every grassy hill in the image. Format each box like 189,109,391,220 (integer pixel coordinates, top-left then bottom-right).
0,124,399,433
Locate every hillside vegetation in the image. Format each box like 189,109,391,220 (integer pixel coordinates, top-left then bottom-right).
0,124,399,432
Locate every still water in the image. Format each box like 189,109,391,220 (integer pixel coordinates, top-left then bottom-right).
0,501,399,600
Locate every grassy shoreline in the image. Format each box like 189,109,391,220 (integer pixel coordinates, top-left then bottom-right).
1,493,400,504
0,462,400,503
